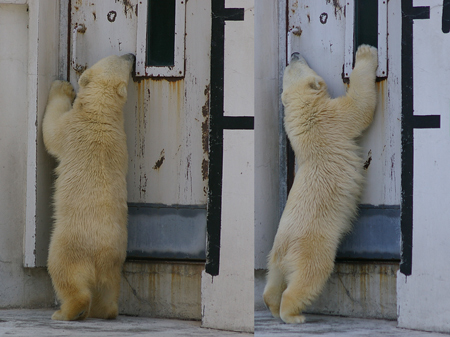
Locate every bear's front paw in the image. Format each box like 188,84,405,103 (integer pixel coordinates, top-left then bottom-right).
50,80,76,102
355,44,378,67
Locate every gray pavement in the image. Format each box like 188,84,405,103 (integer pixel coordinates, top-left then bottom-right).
0,309,252,336
255,310,450,336
3,308,450,336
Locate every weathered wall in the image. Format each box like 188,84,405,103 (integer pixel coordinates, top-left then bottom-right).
0,2,55,308
307,263,398,320
120,261,203,320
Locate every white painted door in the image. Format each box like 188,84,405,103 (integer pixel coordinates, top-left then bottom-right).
68,0,211,260
283,0,402,261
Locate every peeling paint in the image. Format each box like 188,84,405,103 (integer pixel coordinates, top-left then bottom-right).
107,10,117,22
363,150,372,170
326,0,344,18
115,0,136,19
153,149,165,170
202,85,210,155
139,173,148,193
201,84,210,182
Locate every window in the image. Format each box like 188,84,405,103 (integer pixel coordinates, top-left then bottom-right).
344,0,387,79
136,0,186,77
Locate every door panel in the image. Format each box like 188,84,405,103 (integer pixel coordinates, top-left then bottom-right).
69,0,210,260
287,0,401,260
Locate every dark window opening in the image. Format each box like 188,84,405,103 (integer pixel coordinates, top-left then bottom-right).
354,0,378,53
146,0,176,67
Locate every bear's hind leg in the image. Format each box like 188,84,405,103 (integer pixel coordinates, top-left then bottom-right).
89,267,121,319
263,262,286,318
49,260,94,321
51,282,92,321
52,292,91,321
279,280,307,324
279,256,334,324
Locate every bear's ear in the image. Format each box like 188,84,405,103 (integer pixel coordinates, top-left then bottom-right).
309,77,322,91
117,83,127,98
78,69,92,88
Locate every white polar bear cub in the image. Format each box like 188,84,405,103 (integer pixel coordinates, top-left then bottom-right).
263,45,378,324
43,54,135,321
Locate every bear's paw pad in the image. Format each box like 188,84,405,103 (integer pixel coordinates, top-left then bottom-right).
355,44,377,63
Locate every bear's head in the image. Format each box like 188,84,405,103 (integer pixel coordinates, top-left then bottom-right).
281,53,327,108
78,53,135,104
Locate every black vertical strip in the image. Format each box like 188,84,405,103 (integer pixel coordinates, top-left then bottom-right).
286,138,295,195
67,0,72,81
401,0,415,277
443,0,450,33
401,1,438,276
206,0,245,276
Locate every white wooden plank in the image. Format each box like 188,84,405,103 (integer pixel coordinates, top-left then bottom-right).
24,0,40,267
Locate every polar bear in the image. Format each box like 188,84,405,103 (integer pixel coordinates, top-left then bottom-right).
263,45,378,324
43,54,135,321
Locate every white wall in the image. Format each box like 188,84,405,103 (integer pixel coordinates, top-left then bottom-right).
201,0,254,332
254,0,282,270
397,0,450,333
0,1,55,307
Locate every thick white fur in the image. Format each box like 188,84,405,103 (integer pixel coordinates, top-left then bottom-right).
43,54,134,321
263,45,378,324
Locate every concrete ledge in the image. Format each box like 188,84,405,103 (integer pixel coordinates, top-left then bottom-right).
307,262,399,319
255,262,399,320
119,260,204,320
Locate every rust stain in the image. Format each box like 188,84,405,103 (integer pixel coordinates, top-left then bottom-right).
153,149,165,170
74,0,82,11
202,118,209,154
376,80,387,110
152,77,182,83
201,159,208,181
